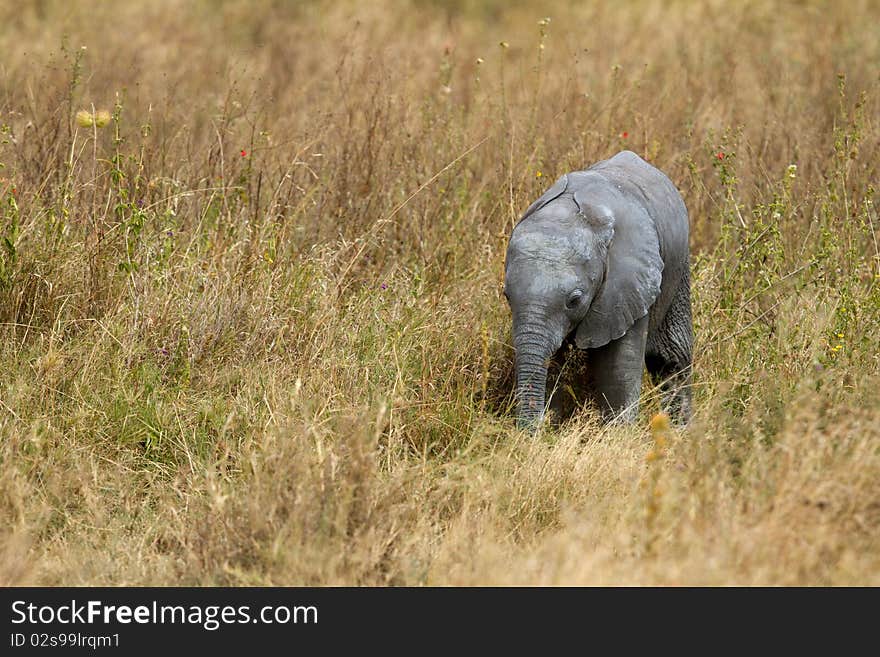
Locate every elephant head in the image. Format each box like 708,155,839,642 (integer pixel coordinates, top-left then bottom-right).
504,170,663,430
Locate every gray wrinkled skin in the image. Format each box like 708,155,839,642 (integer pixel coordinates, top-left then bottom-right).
505,151,693,431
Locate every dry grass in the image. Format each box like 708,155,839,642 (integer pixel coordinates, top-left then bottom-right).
0,0,878,585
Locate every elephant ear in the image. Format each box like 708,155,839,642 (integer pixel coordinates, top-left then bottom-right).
574,191,663,350
519,174,568,221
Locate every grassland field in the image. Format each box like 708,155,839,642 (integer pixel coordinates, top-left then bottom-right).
0,0,878,585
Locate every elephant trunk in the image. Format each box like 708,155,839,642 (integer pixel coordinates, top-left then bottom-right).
515,352,549,431
513,317,556,431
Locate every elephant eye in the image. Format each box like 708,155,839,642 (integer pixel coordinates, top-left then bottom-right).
565,289,584,309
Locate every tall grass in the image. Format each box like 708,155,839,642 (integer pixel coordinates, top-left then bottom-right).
0,0,878,585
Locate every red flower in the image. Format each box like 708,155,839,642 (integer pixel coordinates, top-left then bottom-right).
241,149,247,157
716,152,725,160
621,131,629,139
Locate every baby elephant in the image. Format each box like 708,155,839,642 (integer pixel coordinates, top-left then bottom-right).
504,150,692,431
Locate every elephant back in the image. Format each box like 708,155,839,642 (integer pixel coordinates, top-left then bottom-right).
588,151,690,338
587,151,689,271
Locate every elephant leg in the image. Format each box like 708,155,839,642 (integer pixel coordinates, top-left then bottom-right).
645,273,693,425
588,314,648,423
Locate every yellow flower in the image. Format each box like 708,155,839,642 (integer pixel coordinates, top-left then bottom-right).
536,171,542,178
75,110,93,128
649,412,671,435
76,109,112,129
